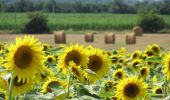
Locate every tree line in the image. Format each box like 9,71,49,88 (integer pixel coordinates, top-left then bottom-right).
0,0,170,14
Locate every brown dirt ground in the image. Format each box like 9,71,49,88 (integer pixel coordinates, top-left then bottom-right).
0,33,170,52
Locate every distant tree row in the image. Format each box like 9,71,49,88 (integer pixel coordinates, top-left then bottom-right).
0,0,170,14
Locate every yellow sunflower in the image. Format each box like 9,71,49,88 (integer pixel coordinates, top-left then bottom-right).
131,50,141,60
57,44,89,74
111,55,119,65
103,80,116,92
5,36,45,82
116,77,147,100
12,76,35,96
42,43,50,51
84,48,110,83
152,87,163,94
36,67,55,82
69,61,87,83
112,69,126,80
140,66,150,79
41,77,67,93
163,53,170,80
144,49,154,57
46,55,56,63
148,44,161,56
131,59,142,70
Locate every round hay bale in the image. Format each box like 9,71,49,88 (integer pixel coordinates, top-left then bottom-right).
132,26,143,36
54,31,66,43
85,32,94,42
105,32,115,44
126,32,136,44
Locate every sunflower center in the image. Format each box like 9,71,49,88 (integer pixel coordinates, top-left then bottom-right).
133,62,139,68
116,72,122,79
14,46,32,69
124,83,139,98
72,67,80,76
43,45,48,51
47,57,53,62
65,50,81,66
112,57,118,64
133,53,138,59
152,47,158,53
146,51,153,56
88,55,102,72
13,76,26,86
155,88,162,94
141,68,146,76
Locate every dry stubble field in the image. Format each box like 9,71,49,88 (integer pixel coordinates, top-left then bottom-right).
0,33,170,52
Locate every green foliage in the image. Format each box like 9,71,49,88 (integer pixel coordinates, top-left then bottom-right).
23,11,49,34
138,10,165,32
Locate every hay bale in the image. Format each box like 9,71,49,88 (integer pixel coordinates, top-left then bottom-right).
132,26,143,36
85,32,94,42
54,31,66,43
126,32,136,44
105,32,115,44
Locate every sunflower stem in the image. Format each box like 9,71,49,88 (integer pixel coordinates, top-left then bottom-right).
8,73,13,100
67,65,71,98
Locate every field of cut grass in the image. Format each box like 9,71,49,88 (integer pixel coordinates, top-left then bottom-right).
0,13,170,31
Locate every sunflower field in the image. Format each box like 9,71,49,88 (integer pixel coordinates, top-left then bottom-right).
0,35,170,100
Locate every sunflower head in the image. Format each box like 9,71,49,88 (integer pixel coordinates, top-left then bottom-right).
41,77,67,93
140,67,150,79
131,59,142,70
57,44,89,74
5,36,45,82
85,48,110,83
116,77,147,100
111,55,119,65
103,80,116,92
46,55,56,63
152,87,163,94
112,69,126,80
149,44,161,56
131,50,141,60
145,49,154,57
42,43,50,51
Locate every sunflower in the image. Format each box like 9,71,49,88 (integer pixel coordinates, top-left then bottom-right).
41,77,67,93
152,87,163,94
140,66,150,79
116,77,147,100
42,43,50,51
5,36,45,82
103,80,116,92
37,67,55,82
112,69,126,80
119,47,126,55
163,53,170,80
148,44,161,56
85,48,110,83
57,44,89,74
144,49,154,57
131,59,142,70
111,55,119,65
12,76,35,96
131,50,141,60
46,55,56,63
69,61,87,83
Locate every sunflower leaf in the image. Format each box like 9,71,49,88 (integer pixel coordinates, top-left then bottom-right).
145,56,162,63
84,69,96,75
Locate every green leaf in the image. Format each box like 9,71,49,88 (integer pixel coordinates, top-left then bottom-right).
145,56,162,63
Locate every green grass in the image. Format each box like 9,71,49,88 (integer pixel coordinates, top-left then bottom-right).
0,13,170,32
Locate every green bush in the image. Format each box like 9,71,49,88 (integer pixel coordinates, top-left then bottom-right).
23,11,49,33
137,10,165,33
